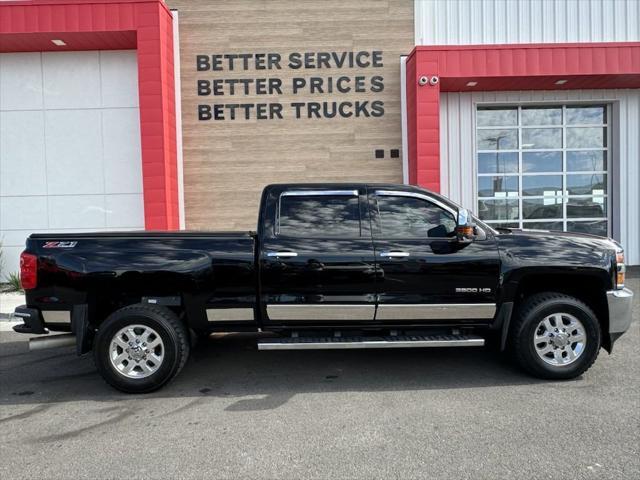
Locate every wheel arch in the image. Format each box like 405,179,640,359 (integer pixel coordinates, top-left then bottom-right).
501,272,611,352
84,296,188,354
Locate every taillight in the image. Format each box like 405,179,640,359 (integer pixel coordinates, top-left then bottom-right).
20,252,37,290
615,250,625,290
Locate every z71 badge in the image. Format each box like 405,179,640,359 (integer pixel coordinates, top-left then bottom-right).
43,241,77,249
456,287,492,293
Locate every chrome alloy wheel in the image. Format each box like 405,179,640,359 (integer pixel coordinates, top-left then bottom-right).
109,324,165,379
533,313,586,366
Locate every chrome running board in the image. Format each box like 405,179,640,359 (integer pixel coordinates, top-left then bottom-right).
258,334,484,350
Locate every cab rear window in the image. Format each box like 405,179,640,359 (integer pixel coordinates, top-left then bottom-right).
278,193,361,237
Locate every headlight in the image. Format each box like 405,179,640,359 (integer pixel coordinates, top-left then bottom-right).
616,250,626,289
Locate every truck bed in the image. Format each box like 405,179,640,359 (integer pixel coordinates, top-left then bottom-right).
24,230,258,332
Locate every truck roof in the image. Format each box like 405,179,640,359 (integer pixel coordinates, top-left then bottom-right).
263,183,460,211
264,182,432,191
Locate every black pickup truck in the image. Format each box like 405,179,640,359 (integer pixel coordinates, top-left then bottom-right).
13,183,633,393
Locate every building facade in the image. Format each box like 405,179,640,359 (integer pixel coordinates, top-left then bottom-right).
408,0,640,267
0,0,639,276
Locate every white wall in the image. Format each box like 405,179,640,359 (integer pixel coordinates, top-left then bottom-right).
416,0,640,45
0,50,144,278
439,89,640,265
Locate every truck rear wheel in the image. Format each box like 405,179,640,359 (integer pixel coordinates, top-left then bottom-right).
94,304,189,393
511,292,601,380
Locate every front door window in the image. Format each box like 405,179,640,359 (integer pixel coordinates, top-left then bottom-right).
374,194,457,238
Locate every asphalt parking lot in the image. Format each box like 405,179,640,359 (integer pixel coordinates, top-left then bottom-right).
1,276,638,480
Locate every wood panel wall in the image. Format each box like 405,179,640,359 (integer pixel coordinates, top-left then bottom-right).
168,0,414,230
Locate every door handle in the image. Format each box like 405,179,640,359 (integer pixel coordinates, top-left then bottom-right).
379,251,410,258
266,251,298,258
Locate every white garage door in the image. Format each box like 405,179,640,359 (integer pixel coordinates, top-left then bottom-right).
0,50,144,278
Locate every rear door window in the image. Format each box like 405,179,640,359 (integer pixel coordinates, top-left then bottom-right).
278,192,361,237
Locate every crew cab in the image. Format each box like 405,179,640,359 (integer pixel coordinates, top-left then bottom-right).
13,184,633,393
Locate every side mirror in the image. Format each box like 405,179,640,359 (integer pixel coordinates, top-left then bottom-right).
456,208,475,243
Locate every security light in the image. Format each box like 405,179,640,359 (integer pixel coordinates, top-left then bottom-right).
51,39,66,46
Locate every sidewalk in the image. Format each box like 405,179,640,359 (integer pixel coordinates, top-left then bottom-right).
0,291,25,330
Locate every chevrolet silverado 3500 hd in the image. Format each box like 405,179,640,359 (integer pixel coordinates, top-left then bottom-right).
13,184,633,393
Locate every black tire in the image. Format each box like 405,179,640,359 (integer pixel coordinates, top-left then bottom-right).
510,292,601,380
94,304,189,393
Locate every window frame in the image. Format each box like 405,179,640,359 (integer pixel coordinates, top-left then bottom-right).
474,103,612,236
371,190,459,239
275,189,364,239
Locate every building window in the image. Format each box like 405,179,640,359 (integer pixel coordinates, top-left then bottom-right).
476,105,609,236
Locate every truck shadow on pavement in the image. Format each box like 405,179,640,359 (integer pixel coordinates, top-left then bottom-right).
0,332,553,411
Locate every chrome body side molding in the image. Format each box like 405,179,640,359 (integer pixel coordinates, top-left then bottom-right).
206,308,255,322
265,303,495,321
376,303,496,320
266,304,375,321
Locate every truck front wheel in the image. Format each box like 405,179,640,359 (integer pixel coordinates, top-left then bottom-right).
511,292,601,380
94,304,190,393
